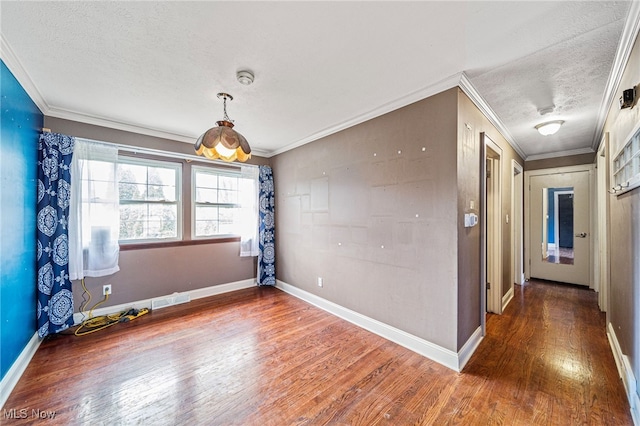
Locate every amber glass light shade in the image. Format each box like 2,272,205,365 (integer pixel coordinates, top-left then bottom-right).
194,120,251,162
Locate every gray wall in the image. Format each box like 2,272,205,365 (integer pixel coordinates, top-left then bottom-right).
457,89,524,345
44,117,268,309
271,89,460,351
270,87,523,353
602,32,640,397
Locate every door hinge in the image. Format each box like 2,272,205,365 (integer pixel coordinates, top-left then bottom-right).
487,282,491,289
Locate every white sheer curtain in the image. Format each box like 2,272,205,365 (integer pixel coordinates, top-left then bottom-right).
69,139,120,279
239,165,259,257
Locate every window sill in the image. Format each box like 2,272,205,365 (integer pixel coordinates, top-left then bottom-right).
119,236,240,251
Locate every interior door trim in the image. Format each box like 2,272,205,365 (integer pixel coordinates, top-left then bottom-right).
524,164,595,288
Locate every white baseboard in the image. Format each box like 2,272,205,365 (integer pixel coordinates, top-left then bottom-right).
189,279,256,301
607,322,639,424
502,286,514,312
458,326,483,371
0,332,41,410
276,280,481,372
73,279,256,324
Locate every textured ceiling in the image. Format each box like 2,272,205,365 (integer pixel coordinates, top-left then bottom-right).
0,1,635,160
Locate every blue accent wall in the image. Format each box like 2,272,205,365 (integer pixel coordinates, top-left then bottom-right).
0,60,43,381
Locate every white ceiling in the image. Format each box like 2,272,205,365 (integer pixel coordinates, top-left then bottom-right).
0,1,636,160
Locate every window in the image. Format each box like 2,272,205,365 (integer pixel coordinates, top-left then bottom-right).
69,139,121,279
192,166,256,239
118,157,182,242
612,124,640,195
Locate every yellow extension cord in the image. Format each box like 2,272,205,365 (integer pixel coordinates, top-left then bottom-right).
74,279,145,336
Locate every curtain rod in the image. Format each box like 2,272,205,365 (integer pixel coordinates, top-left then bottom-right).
75,136,258,170
41,129,259,169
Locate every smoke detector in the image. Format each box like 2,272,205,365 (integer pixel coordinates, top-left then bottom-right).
237,70,254,86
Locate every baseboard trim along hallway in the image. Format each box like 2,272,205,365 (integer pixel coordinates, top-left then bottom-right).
607,322,640,424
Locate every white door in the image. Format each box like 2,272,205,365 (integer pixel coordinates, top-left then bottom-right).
530,170,590,286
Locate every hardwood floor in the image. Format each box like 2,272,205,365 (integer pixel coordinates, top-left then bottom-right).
3,280,632,425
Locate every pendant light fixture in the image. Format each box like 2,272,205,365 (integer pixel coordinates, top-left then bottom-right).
195,93,251,162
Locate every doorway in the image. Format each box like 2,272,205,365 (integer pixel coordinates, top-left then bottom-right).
482,134,502,314
525,165,593,286
596,133,610,312
511,160,524,287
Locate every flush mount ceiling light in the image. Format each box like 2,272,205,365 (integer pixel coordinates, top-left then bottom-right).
195,93,251,162
535,120,564,136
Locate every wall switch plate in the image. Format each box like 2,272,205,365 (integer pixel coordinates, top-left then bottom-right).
317,277,323,287
464,213,478,228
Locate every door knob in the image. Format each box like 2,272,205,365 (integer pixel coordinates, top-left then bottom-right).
575,232,587,238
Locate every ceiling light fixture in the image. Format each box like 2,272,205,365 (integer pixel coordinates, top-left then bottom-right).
535,120,564,136
194,93,251,162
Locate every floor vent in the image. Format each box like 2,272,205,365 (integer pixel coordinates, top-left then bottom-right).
151,292,191,310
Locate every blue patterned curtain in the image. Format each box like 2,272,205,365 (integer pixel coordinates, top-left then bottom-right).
36,132,75,337
258,165,275,286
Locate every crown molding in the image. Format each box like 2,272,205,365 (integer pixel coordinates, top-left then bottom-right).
46,107,270,157
46,106,198,144
592,0,640,151
525,147,595,162
267,73,463,158
0,33,49,114
459,72,527,160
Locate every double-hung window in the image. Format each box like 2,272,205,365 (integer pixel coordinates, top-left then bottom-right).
192,165,258,243
192,166,243,237
118,157,182,243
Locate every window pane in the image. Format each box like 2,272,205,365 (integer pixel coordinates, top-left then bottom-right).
197,173,218,189
196,205,218,220
219,175,238,190
120,183,146,201
219,189,238,204
147,168,176,201
120,204,146,240
118,163,147,184
196,188,218,203
91,161,117,181
219,206,236,223
117,157,181,242
148,204,177,238
146,184,174,201
196,220,218,236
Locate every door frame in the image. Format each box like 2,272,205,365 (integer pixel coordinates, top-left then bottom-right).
511,160,524,287
482,134,503,315
524,164,595,287
596,133,610,313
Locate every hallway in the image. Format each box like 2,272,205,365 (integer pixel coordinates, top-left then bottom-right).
464,279,631,424
2,280,632,424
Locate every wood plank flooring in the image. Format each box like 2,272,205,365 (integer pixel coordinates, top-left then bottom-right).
2,279,632,425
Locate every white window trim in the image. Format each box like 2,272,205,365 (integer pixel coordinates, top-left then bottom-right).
191,165,244,240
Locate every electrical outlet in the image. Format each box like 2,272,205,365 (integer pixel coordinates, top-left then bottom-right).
103,284,112,296
317,277,323,287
